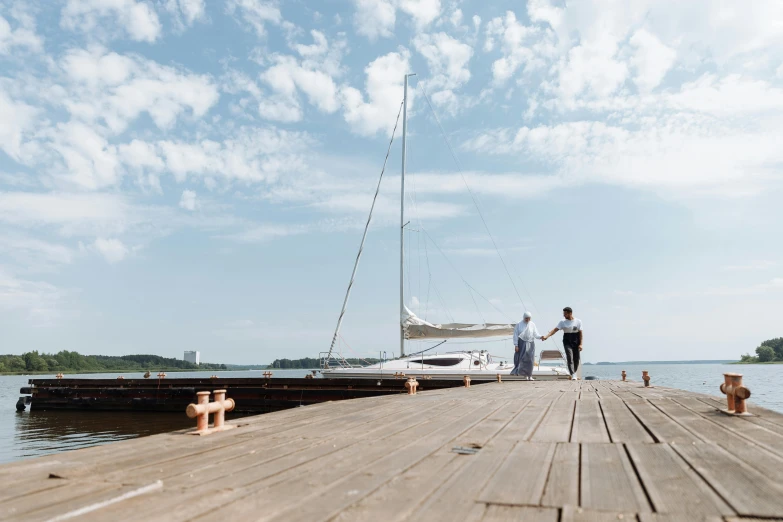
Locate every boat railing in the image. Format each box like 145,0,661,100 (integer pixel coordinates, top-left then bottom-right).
319,352,360,370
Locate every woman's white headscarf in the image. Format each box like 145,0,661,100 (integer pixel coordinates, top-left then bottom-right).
523,311,532,320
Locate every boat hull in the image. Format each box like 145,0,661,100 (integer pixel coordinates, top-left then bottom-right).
321,368,571,381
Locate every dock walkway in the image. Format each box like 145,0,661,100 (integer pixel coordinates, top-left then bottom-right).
2,379,783,521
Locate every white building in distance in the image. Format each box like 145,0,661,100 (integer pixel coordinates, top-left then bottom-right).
184,351,200,365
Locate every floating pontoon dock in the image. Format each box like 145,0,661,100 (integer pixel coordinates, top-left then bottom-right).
3,378,783,521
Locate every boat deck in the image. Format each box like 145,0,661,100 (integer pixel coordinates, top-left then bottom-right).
2,379,783,521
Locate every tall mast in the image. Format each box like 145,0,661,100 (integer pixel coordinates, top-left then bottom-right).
399,74,412,358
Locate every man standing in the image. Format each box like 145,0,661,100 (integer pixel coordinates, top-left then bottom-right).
543,307,583,380
512,311,544,380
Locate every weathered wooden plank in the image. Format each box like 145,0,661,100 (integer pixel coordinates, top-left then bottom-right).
67,397,484,522
1,479,123,520
199,400,501,521
561,505,638,521
332,400,529,522
657,398,783,479
600,400,654,443
481,505,558,521
572,399,610,443
410,447,513,520
581,443,651,513
623,401,699,443
541,443,579,508
625,443,733,518
477,442,556,506
78,394,445,486
638,514,722,522
531,398,575,442
672,442,783,518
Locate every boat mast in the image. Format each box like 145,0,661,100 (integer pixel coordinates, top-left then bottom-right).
400,73,413,358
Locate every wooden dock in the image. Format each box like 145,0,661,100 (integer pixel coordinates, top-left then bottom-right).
3,379,783,521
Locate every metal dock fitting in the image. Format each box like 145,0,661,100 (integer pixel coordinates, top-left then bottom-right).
186,389,236,435
720,372,752,415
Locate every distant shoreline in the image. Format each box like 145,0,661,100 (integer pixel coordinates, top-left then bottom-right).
0,368,268,377
584,360,737,365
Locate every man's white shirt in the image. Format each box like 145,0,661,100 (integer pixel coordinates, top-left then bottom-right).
556,318,583,333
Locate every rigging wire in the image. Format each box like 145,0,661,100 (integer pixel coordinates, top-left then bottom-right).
406,339,448,357
416,81,528,312
326,99,405,361
421,229,513,322
431,282,456,323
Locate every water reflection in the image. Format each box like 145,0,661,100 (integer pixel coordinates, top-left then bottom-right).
13,410,192,461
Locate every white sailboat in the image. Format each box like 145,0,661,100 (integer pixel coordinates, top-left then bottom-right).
321,75,571,381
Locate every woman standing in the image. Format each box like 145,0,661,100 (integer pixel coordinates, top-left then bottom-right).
512,311,544,380
543,307,583,380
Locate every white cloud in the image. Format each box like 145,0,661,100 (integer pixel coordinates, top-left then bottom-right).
165,0,207,29
352,0,441,40
47,121,122,190
463,114,783,197
261,52,340,117
93,238,129,263
409,172,563,199
223,223,307,243
667,74,783,117
0,268,65,326
629,29,677,92
556,38,628,103
0,235,75,270
481,0,783,107
239,31,345,123
413,32,473,111
179,189,198,211
155,127,313,184
484,11,549,84
0,192,133,237
0,13,43,54
226,0,281,37
399,0,441,28
0,88,38,161
340,49,411,136
353,0,397,40
61,0,162,42
60,47,219,134
721,261,776,272
705,277,783,296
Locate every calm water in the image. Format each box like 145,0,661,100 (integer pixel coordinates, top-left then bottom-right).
0,369,310,465
1,365,780,464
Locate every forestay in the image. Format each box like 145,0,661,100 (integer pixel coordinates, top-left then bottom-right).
402,307,514,340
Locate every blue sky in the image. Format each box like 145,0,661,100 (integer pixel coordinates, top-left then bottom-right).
1,0,781,364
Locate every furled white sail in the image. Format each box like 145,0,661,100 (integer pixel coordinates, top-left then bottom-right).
402,307,514,340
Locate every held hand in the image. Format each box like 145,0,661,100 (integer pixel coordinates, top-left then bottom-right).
541,335,547,341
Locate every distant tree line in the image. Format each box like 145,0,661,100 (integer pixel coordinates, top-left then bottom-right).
0,350,226,374
740,338,783,363
269,357,380,369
